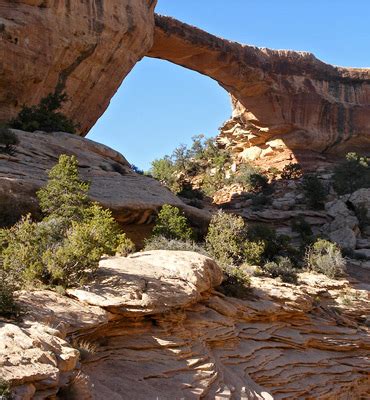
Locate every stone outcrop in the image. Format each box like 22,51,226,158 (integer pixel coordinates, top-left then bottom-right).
1,251,369,399
0,130,210,244
148,15,370,167
0,0,157,134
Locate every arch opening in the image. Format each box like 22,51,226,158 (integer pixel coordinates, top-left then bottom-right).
88,57,231,171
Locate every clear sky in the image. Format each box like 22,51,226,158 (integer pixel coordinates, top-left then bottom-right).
88,0,370,170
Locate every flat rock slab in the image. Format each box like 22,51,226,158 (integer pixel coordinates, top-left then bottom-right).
67,251,223,316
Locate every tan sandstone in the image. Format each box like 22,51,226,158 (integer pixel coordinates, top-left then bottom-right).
1,251,369,399
0,0,157,135
148,15,370,167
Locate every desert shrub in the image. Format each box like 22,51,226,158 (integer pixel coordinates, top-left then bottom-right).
152,205,193,241
301,175,327,209
258,256,298,284
0,125,19,155
232,164,259,188
9,92,77,134
218,267,251,299
116,234,136,256
0,378,12,399
249,173,269,192
251,193,271,210
42,204,128,286
0,268,20,319
150,157,178,192
143,235,208,255
201,171,228,197
292,217,314,252
305,239,346,278
333,153,370,195
206,211,247,267
281,163,302,180
247,224,292,262
243,240,265,265
1,155,132,288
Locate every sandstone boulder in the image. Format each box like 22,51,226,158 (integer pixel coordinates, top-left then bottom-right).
0,130,210,242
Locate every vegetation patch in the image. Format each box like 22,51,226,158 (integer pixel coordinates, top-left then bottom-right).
9,92,77,134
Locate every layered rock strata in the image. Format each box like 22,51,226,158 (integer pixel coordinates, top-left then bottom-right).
0,130,210,243
1,251,369,399
149,15,370,166
0,0,157,134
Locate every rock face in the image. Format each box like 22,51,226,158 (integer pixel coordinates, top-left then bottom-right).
0,130,210,243
0,0,157,135
148,15,370,167
1,251,369,399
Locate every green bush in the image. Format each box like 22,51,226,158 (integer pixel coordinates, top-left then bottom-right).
37,154,90,221
301,175,327,209
305,239,345,278
143,235,208,255
0,268,20,319
152,205,193,241
247,224,293,262
258,256,298,284
218,267,251,299
333,153,370,195
9,92,77,134
281,163,302,180
1,155,133,288
206,211,247,267
0,378,12,400
243,240,265,265
0,126,19,155
150,157,178,193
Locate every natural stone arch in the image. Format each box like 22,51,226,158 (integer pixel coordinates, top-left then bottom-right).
148,15,370,165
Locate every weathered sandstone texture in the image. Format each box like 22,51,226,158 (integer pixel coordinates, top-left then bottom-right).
0,130,210,242
1,251,369,399
0,0,157,134
148,15,370,167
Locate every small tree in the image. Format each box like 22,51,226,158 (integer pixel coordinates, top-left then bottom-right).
9,92,77,134
152,205,193,241
206,211,247,267
1,155,134,288
333,153,370,195
301,175,327,210
37,154,90,221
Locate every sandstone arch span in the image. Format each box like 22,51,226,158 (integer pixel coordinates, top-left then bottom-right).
148,15,370,165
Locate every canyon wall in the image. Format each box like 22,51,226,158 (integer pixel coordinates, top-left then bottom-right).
0,0,157,135
148,15,370,166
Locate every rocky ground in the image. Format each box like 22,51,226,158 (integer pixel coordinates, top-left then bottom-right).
1,251,369,399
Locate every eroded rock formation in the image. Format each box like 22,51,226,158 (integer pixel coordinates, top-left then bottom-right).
1,252,369,399
0,130,210,244
148,15,370,166
0,0,157,134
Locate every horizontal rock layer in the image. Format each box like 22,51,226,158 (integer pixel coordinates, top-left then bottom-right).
1,252,369,399
148,15,370,166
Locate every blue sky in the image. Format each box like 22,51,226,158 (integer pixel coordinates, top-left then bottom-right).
88,0,370,170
